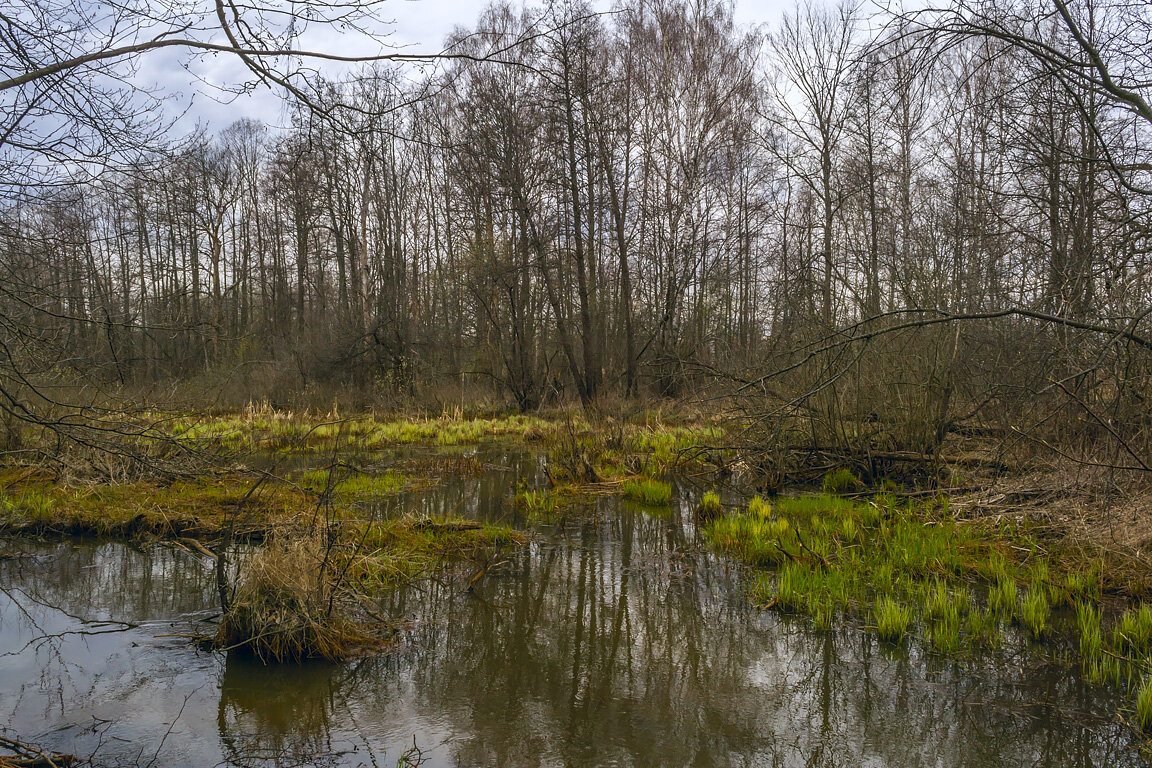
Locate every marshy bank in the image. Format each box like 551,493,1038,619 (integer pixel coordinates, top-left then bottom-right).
701,486,1152,709
0,437,535,663
2,412,1152,765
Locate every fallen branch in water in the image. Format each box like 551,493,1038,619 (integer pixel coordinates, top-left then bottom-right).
175,537,217,558
0,736,76,768
411,519,482,532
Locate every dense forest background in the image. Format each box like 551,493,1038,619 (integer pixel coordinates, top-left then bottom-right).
2,0,1150,473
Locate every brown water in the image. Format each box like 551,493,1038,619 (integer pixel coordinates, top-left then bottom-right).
0,448,1144,767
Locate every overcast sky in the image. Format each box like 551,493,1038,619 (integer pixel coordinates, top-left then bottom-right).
160,0,792,134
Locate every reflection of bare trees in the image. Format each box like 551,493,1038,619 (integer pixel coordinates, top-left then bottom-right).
370,448,545,523
217,655,347,768
351,503,1140,767
0,542,220,766
1,541,216,621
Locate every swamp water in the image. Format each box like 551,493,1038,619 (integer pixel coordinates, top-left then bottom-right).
0,448,1145,767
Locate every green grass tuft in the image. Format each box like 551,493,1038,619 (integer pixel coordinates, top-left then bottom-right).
1076,601,1103,677
1138,678,1152,732
874,597,912,643
929,606,961,654
0,488,55,522
989,575,1018,620
776,562,806,611
297,469,409,498
697,491,723,521
748,495,771,519
515,488,562,523
621,477,673,506
1113,604,1152,656
964,606,998,646
822,468,861,496
1021,588,1050,639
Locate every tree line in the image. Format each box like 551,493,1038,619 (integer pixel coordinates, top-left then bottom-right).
2,0,1150,466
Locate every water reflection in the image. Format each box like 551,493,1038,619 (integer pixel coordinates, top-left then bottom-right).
0,470,1144,767
367,446,547,524
1,538,216,621
218,656,353,767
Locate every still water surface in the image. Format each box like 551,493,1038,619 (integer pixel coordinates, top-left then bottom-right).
0,449,1144,766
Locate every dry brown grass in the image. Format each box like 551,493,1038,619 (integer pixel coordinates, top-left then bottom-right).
215,517,526,663
949,464,1152,598
216,532,382,663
